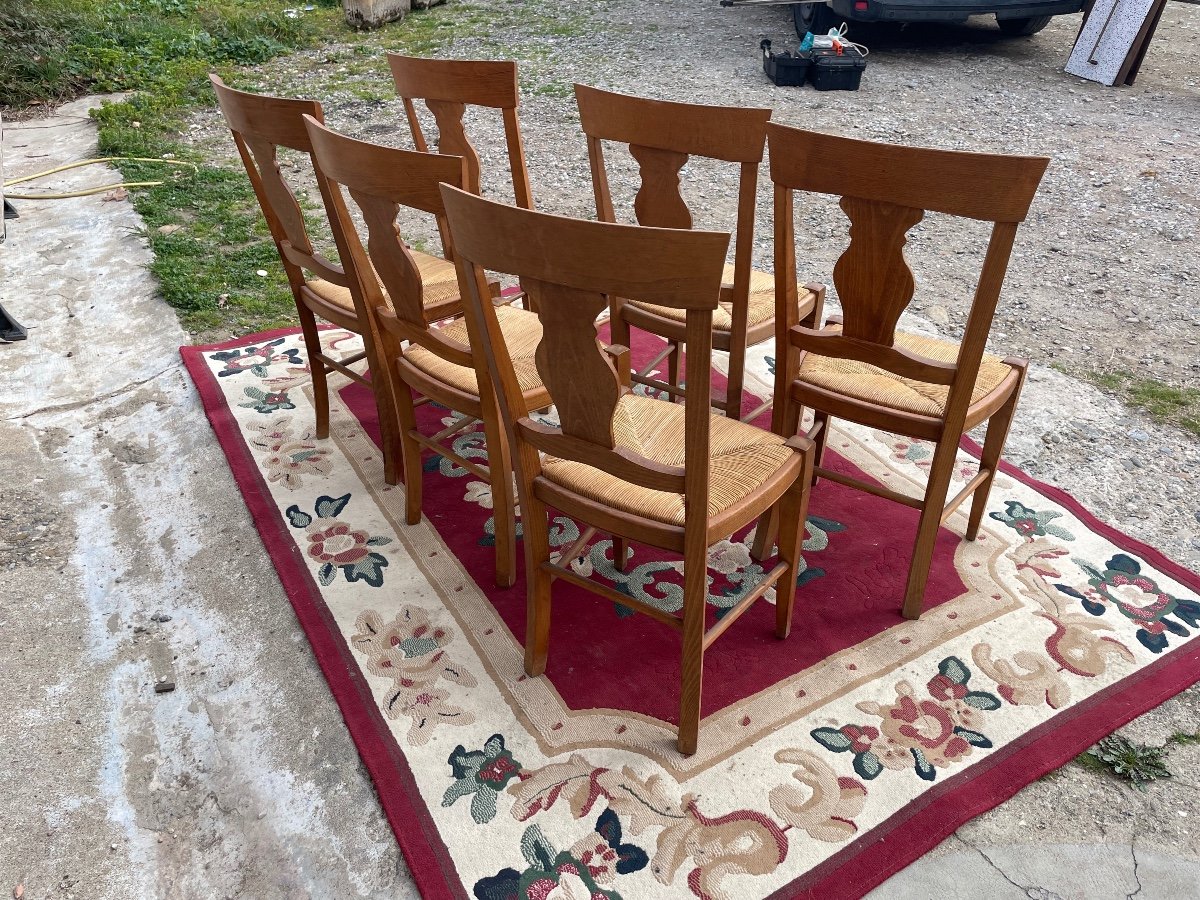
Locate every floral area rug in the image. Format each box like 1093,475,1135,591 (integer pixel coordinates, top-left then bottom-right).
183,325,1200,900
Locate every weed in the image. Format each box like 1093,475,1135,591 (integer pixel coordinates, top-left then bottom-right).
1085,735,1172,792
1,1,342,108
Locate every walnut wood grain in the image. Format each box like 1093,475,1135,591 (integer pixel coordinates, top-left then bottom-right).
833,197,925,346
631,144,692,229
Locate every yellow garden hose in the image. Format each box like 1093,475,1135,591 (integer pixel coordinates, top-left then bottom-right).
3,156,198,200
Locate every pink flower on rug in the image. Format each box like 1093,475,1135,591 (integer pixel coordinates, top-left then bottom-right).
815,657,1001,782
307,523,371,565
286,494,391,587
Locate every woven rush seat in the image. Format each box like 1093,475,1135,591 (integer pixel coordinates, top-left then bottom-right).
403,304,545,395
541,393,795,527
798,329,1015,418
626,264,793,332
306,249,461,314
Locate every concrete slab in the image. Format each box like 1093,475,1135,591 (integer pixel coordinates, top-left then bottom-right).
870,840,1200,900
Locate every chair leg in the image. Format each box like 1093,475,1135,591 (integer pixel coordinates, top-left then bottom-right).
613,535,629,572
523,494,553,677
394,384,424,526
902,437,958,620
677,530,709,756
749,514,776,564
774,471,811,639
751,398,804,562
725,341,746,420
482,409,518,589
374,373,403,487
811,410,830,485
667,341,681,403
298,305,330,440
966,381,1023,541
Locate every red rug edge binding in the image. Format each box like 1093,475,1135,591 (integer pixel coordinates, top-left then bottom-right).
181,330,1200,900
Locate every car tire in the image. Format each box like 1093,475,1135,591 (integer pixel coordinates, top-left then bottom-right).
793,2,838,38
996,15,1052,36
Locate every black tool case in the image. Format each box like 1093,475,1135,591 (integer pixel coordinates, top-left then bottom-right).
809,46,867,91
760,39,811,87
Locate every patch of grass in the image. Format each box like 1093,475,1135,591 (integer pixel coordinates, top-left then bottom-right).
1,0,342,108
1079,369,1200,438
1087,371,1130,392
6,1,600,337
532,78,575,99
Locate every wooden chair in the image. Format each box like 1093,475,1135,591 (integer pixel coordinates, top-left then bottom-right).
759,123,1049,621
387,54,534,217
574,84,823,421
439,184,815,755
303,115,549,589
210,76,463,481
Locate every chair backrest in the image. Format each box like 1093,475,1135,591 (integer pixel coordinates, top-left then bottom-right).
302,115,470,366
766,122,1049,426
209,75,345,290
386,54,533,210
574,84,770,306
438,184,731,513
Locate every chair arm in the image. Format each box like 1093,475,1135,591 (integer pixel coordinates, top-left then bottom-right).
801,282,826,329
605,344,631,389
785,434,815,455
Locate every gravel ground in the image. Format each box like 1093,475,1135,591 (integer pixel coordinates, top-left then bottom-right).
183,0,1200,569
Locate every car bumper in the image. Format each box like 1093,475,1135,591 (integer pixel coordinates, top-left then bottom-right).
824,0,1084,23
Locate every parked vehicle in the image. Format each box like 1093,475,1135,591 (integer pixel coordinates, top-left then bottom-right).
790,0,1084,37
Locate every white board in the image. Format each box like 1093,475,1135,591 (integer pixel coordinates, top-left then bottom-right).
1064,0,1158,86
